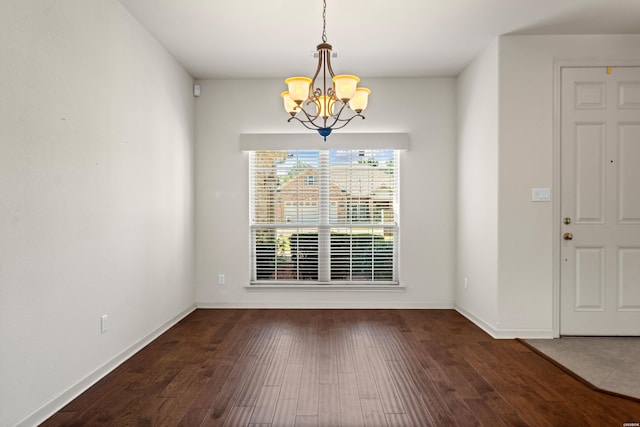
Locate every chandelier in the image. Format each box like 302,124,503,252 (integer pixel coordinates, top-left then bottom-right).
280,0,370,140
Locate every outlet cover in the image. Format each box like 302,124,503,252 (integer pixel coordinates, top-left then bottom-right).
101,315,108,334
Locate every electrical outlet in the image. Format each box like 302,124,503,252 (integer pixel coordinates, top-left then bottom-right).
464,277,468,289
218,274,225,285
101,314,108,334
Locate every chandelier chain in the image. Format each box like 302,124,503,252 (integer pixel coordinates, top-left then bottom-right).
322,0,327,43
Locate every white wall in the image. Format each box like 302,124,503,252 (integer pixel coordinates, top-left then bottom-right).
496,35,640,336
0,1,195,425
455,39,500,331
195,78,457,308
456,34,640,338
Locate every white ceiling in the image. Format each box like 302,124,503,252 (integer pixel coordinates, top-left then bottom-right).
118,0,640,79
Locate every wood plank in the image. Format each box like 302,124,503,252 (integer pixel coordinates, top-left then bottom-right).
222,406,254,427
188,357,235,409
387,360,437,427
271,364,303,426
264,334,293,386
318,331,338,385
351,334,380,399
288,338,308,366
360,398,388,427
383,329,459,426
177,407,209,427
318,383,340,427
384,412,413,427
335,328,355,374
272,397,298,427
295,415,319,426
296,333,320,416
366,346,406,415
249,385,280,424
281,364,303,400
235,359,274,407
338,372,365,427
201,354,256,426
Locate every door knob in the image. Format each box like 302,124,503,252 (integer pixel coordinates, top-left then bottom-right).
563,232,573,241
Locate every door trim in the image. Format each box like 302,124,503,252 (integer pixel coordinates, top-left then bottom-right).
552,58,640,337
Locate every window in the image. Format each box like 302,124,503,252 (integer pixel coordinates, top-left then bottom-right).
250,149,399,284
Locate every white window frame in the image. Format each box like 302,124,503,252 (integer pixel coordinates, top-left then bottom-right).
249,149,400,286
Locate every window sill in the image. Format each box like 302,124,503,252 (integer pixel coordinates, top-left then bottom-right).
246,283,406,291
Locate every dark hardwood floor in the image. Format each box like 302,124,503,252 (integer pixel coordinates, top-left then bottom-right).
42,309,640,426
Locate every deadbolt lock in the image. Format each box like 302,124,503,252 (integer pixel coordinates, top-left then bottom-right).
563,217,572,225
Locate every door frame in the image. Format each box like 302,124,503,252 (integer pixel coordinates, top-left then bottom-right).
552,58,640,337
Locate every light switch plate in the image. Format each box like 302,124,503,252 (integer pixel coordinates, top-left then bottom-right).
532,187,551,202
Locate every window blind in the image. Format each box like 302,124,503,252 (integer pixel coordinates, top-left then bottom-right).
250,149,399,285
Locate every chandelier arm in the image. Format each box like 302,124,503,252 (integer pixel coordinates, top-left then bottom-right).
310,50,324,93
288,104,325,130
290,111,364,131
325,51,336,78
288,115,322,131
328,114,365,130
297,104,321,123
318,101,349,129
331,107,365,123
310,88,323,103
294,100,366,131
288,108,365,132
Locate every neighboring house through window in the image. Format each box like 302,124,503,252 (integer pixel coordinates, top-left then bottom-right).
249,149,399,284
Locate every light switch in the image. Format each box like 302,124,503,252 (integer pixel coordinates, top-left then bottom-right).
532,187,551,202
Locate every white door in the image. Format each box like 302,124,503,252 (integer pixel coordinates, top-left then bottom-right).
561,66,640,335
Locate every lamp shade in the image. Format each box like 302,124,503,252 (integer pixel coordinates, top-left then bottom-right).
332,74,359,101
349,87,370,113
316,95,335,118
285,77,312,103
281,91,298,115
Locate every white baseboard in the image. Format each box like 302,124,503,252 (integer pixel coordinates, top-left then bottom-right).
17,304,197,427
197,301,455,309
455,305,554,339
